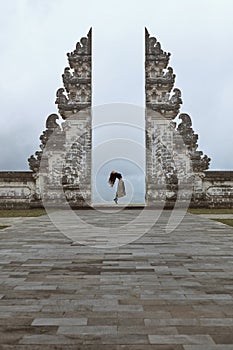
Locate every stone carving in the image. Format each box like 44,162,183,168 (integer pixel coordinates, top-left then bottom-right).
177,113,211,172
28,113,62,173
62,67,78,91
146,66,175,92
146,87,182,118
145,28,211,205
206,186,233,197
46,113,60,129
192,153,211,172
177,114,198,150
156,139,178,191
55,84,91,118
56,28,92,119
145,62,159,78
0,187,31,198
145,28,182,120
67,32,91,60
28,154,40,173
62,64,91,92
164,67,175,81
55,88,71,118
145,28,171,67
62,142,82,186
170,88,182,106
28,150,43,173
75,83,91,103
28,29,92,206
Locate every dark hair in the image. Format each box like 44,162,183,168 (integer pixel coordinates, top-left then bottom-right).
108,171,117,187
108,171,122,186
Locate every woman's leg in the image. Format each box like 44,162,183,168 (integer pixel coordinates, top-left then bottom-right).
114,193,118,204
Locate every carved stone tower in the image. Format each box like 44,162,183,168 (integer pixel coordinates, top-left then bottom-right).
145,28,210,206
27,28,211,208
28,29,92,207
56,28,92,118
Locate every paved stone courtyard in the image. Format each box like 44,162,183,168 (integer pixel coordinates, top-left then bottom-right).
1,209,233,349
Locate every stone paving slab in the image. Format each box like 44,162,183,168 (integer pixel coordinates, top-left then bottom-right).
0,210,233,349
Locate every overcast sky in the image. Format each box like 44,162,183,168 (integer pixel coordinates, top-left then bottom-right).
0,0,233,176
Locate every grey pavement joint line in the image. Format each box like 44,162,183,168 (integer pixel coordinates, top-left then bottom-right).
0,211,233,347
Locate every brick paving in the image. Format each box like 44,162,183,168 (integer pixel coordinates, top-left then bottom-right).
0,210,233,349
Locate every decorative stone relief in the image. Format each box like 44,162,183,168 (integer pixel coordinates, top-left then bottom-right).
145,29,182,120
145,28,171,68
28,29,92,206
28,113,63,173
146,64,175,92
56,28,92,119
206,186,233,197
0,187,31,198
177,113,211,172
145,28,211,205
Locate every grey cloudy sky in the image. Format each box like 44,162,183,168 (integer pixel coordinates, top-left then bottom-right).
0,0,233,174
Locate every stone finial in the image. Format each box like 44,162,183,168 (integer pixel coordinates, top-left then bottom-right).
56,29,92,119
28,155,40,173
145,28,171,68
46,114,60,129
67,28,92,62
145,28,181,119
28,114,63,173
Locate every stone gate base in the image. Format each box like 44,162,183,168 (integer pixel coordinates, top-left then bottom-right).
0,172,35,209
0,170,233,209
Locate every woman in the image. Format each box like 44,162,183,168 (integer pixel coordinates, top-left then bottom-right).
108,171,126,204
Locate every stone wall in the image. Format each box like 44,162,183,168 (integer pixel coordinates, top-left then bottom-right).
0,172,35,209
0,170,233,209
200,171,233,208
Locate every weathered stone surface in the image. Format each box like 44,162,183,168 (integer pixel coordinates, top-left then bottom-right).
145,28,211,206
26,29,92,208
56,28,92,119
0,172,35,209
1,210,233,346
145,28,182,120
177,114,211,172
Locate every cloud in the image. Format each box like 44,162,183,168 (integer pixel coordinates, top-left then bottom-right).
0,0,233,178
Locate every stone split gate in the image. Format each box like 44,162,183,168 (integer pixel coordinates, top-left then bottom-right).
0,28,233,208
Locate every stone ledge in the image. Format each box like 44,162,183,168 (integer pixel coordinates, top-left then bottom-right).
0,171,34,182
204,171,233,180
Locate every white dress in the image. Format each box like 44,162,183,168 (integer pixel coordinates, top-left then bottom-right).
116,178,126,198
